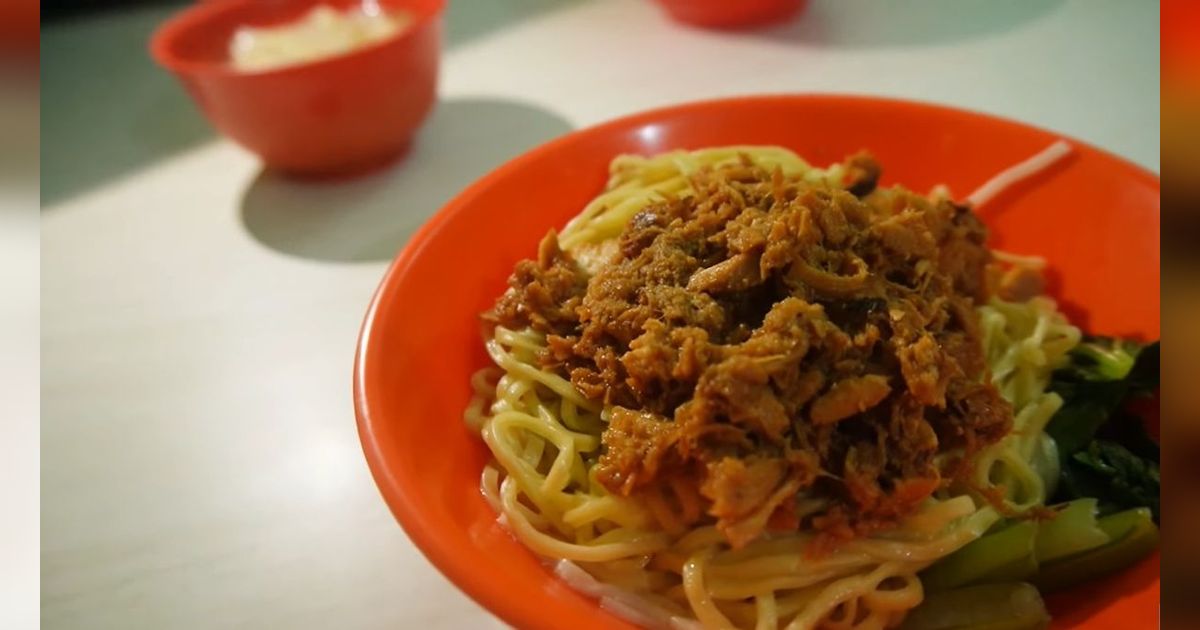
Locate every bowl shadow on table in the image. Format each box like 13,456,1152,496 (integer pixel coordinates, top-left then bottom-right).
41,2,213,209
239,97,574,263
757,0,1065,48
40,0,585,209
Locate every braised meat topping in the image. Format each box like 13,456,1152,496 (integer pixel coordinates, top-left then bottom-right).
490,153,1011,547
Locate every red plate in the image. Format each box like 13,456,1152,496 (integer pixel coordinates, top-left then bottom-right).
355,95,1160,630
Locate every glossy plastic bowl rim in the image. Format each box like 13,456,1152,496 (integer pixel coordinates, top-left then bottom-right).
353,93,1159,629
149,0,446,79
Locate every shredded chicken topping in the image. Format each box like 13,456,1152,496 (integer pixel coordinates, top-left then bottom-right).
489,154,1012,548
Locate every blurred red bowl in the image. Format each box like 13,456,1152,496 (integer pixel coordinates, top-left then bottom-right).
151,0,444,176
655,0,807,29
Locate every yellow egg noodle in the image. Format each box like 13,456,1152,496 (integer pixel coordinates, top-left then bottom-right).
464,147,1078,629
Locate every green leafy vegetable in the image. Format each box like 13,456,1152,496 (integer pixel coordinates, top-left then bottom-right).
1045,338,1154,456
1062,441,1159,520
1060,337,1142,382
921,499,1112,593
920,501,1156,600
1046,337,1160,520
920,521,1038,592
1031,507,1159,593
1032,499,1109,564
1126,341,1160,392
900,582,1050,630
1101,410,1160,463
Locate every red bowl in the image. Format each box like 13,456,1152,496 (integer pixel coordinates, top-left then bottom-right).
655,0,808,29
354,95,1160,630
150,0,444,176
0,0,39,57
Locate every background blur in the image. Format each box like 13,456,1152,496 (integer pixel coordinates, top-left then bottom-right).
45,0,168,18
0,0,39,627
1162,2,1197,628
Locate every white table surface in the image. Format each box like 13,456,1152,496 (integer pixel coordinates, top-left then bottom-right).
41,1,1159,628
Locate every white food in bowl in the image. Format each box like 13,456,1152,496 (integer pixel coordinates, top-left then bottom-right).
229,2,411,72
